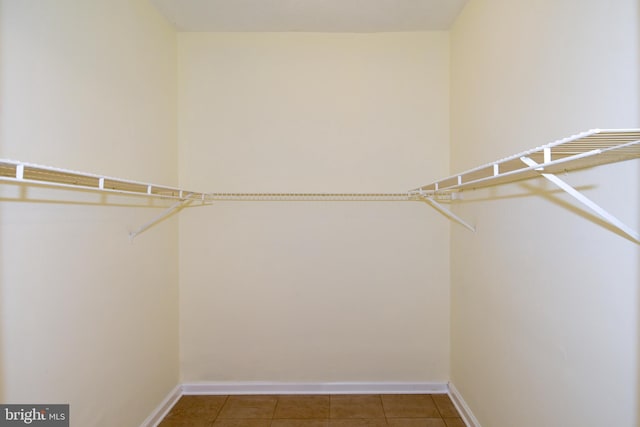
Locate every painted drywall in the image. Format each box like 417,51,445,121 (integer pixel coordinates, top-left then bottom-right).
449,1,640,426
178,32,451,383
0,1,179,426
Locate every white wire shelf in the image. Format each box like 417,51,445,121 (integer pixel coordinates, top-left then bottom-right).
407,128,640,243
0,159,429,203
1,128,638,242
0,160,435,202
207,193,420,202
0,159,208,202
409,129,640,194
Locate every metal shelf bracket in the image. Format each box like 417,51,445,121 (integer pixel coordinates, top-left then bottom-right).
520,156,640,243
129,195,195,240
415,190,476,232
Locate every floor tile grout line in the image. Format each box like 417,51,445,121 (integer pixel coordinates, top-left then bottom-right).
377,394,386,420
272,394,280,421
211,395,229,424
432,393,445,419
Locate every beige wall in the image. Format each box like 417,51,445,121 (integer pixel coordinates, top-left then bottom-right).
450,0,640,426
178,32,451,383
0,1,179,426
2,1,638,425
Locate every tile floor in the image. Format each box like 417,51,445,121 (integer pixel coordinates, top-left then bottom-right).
158,394,466,426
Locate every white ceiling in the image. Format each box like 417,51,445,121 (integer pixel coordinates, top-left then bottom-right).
150,0,469,32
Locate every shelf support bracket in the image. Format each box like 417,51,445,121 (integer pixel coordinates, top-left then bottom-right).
520,156,640,243
418,192,476,232
129,196,194,240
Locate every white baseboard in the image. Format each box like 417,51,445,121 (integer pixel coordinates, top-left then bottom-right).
182,381,449,395
139,384,182,427
448,382,481,427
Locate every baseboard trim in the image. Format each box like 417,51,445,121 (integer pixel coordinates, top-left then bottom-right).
182,381,449,395
139,384,182,427
448,382,481,427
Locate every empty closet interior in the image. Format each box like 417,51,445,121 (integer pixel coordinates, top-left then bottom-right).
0,1,638,427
